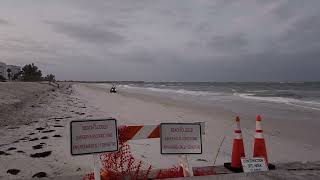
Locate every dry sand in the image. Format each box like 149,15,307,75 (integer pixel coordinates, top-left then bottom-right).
74,83,320,165
1,82,320,179
0,82,53,127
0,82,96,179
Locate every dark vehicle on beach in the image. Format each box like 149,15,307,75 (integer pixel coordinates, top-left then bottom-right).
110,86,117,93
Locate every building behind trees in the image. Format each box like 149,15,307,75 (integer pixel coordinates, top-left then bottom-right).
0,62,7,79
7,65,22,80
0,62,55,82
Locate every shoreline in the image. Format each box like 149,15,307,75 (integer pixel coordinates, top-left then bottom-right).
75,84,320,164
114,84,320,155
1,82,320,179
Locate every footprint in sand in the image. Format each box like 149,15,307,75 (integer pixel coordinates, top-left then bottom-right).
7,169,20,175
36,127,45,131
53,125,64,127
0,151,11,156
41,136,49,140
32,144,44,150
75,112,85,115
42,130,55,133
17,150,25,153
32,172,47,178
7,147,17,151
19,137,29,141
50,117,71,120
196,158,208,162
30,151,52,158
29,138,39,142
52,135,62,138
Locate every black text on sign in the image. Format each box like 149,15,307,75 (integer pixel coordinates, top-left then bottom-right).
70,119,118,155
160,123,202,154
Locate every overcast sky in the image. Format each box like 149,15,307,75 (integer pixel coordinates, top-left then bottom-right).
1,0,320,81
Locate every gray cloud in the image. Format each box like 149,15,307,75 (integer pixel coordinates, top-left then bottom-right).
271,15,320,53
0,18,9,25
0,37,50,53
273,0,320,20
273,1,300,20
1,0,320,81
278,15,320,52
207,33,248,53
159,51,320,82
45,21,126,45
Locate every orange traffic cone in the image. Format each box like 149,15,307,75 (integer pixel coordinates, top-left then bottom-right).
224,116,245,172
253,115,268,164
231,116,245,168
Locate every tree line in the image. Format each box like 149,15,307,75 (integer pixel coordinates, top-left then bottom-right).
0,63,55,82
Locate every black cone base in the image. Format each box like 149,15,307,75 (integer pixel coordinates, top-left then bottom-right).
224,163,243,173
268,163,276,170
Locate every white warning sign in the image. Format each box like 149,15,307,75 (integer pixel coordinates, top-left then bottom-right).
70,119,118,155
241,157,269,173
160,123,202,154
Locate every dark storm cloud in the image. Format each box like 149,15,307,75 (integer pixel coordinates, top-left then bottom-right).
272,0,320,20
0,37,51,53
207,33,248,53
273,1,299,20
227,51,320,81
276,15,320,52
121,51,157,64
162,51,320,82
1,0,320,81
0,18,9,25
45,21,126,45
269,0,320,50
105,20,127,28
109,48,184,66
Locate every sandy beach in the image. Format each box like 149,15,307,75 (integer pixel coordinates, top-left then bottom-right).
1,82,320,179
75,83,320,164
0,82,95,179
1,0,320,179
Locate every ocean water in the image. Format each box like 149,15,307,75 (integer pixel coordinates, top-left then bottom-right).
116,82,320,111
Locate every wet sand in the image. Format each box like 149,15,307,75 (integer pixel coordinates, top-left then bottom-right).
74,83,320,166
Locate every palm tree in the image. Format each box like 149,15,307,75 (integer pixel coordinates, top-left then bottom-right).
45,74,55,82
12,71,22,80
21,63,42,81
